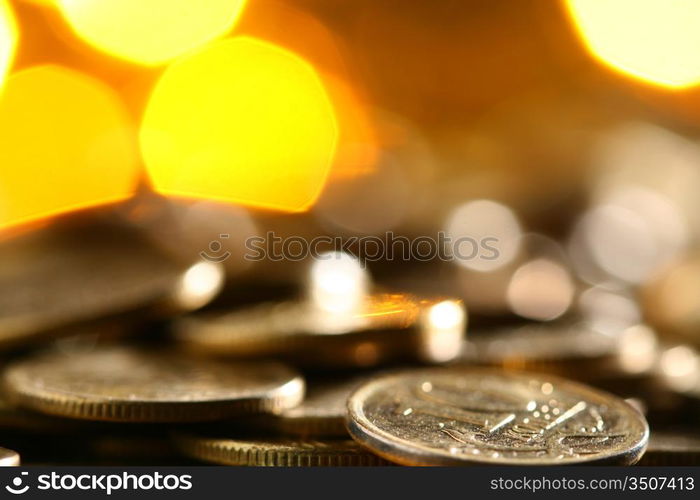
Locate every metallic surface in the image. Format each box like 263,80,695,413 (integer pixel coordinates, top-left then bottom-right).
3,346,304,422
176,434,389,466
347,368,649,465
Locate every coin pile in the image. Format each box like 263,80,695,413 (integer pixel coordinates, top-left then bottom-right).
1,221,698,467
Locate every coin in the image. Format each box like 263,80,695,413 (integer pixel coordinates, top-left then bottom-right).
346,368,649,465
245,377,366,437
0,447,20,466
638,431,700,466
3,346,304,422
175,433,389,466
0,222,223,350
460,323,619,375
641,253,700,348
175,293,465,367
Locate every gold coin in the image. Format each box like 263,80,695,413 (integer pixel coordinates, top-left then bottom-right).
175,433,388,466
347,368,649,465
0,447,20,466
3,346,304,422
175,293,465,367
0,221,222,350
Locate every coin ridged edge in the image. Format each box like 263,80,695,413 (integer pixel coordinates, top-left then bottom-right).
176,435,388,466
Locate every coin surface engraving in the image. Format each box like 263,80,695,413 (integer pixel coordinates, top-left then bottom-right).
347,368,648,465
3,346,304,422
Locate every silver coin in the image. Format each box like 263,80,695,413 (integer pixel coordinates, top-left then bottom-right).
3,346,305,422
347,368,649,465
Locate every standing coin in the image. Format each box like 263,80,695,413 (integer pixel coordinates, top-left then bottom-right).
347,368,648,465
175,433,388,466
0,447,20,466
3,346,304,422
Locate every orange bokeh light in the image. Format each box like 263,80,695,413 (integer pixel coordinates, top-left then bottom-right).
0,65,139,229
140,36,338,212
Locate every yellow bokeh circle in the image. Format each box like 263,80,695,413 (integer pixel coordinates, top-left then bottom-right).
57,0,247,65
0,0,17,90
0,66,139,229
140,36,338,212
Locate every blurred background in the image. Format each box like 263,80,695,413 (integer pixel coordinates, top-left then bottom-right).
3,0,700,464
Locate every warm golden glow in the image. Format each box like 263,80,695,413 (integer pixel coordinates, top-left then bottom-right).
0,0,17,90
141,36,338,212
0,66,139,229
56,0,247,65
565,0,700,89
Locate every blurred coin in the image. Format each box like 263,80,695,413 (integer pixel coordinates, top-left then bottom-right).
653,344,700,410
642,253,700,348
459,323,619,375
175,433,388,466
175,293,465,368
0,447,19,466
346,368,648,465
638,431,700,466
245,376,367,437
0,222,223,350
3,346,304,422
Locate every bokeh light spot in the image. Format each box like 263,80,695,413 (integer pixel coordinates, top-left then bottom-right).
566,0,700,89
141,36,338,212
57,0,246,65
0,0,17,90
0,65,139,229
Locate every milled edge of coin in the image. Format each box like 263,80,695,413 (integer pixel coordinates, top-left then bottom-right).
0,447,20,466
174,433,389,466
346,368,649,466
2,355,305,423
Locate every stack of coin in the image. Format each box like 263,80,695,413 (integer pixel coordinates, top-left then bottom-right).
0,219,681,467
0,336,654,466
